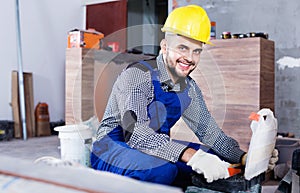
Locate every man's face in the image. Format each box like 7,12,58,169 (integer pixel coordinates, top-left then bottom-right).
161,34,203,83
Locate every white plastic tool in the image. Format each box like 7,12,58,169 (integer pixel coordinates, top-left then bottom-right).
244,108,278,180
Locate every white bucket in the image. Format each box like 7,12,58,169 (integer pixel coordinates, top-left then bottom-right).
54,124,92,167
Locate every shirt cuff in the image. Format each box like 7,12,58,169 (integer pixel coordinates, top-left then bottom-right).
157,141,188,163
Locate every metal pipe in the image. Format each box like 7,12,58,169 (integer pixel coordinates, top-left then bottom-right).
15,0,27,140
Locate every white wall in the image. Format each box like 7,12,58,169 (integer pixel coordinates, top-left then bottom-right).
0,0,83,121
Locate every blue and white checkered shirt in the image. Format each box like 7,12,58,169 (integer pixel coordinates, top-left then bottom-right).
96,54,245,163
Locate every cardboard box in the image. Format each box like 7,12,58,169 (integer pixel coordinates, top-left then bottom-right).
67,29,104,49
11,71,35,138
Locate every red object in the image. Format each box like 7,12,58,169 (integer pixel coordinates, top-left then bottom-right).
249,112,260,121
228,167,242,177
107,42,119,52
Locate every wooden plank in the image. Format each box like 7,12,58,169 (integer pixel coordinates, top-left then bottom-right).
11,71,21,138
260,38,275,111
81,49,95,121
11,71,35,138
24,72,35,137
65,48,84,124
0,156,183,193
0,174,87,193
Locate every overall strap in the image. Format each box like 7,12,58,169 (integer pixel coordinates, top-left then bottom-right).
138,60,155,72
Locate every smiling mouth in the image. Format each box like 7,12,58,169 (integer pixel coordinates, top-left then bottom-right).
178,61,194,71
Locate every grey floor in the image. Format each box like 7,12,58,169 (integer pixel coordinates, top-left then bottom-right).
0,135,60,162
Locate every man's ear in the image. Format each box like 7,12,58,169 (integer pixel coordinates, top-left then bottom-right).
160,39,167,54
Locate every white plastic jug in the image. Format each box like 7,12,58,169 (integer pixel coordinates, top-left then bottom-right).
54,124,92,167
244,108,278,180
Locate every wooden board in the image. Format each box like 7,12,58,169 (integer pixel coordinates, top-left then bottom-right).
11,71,21,138
11,71,35,138
24,72,35,137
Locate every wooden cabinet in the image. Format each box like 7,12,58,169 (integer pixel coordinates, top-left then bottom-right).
172,37,275,151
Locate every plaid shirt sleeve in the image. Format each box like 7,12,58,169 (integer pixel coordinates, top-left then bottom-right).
182,78,245,163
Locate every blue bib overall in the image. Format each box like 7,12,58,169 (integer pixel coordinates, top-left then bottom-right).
91,60,207,185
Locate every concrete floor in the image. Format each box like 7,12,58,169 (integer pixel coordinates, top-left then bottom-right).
0,136,279,193
0,135,60,162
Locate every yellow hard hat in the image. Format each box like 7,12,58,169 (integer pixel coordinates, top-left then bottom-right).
161,5,212,44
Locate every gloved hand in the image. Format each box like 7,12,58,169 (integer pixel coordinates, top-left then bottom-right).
268,149,279,170
241,149,279,170
187,149,230,183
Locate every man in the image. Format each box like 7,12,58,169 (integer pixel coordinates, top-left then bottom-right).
91,5,278,187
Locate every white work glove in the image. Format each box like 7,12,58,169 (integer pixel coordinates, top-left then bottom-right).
187,149,230,183
268,149,279,170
